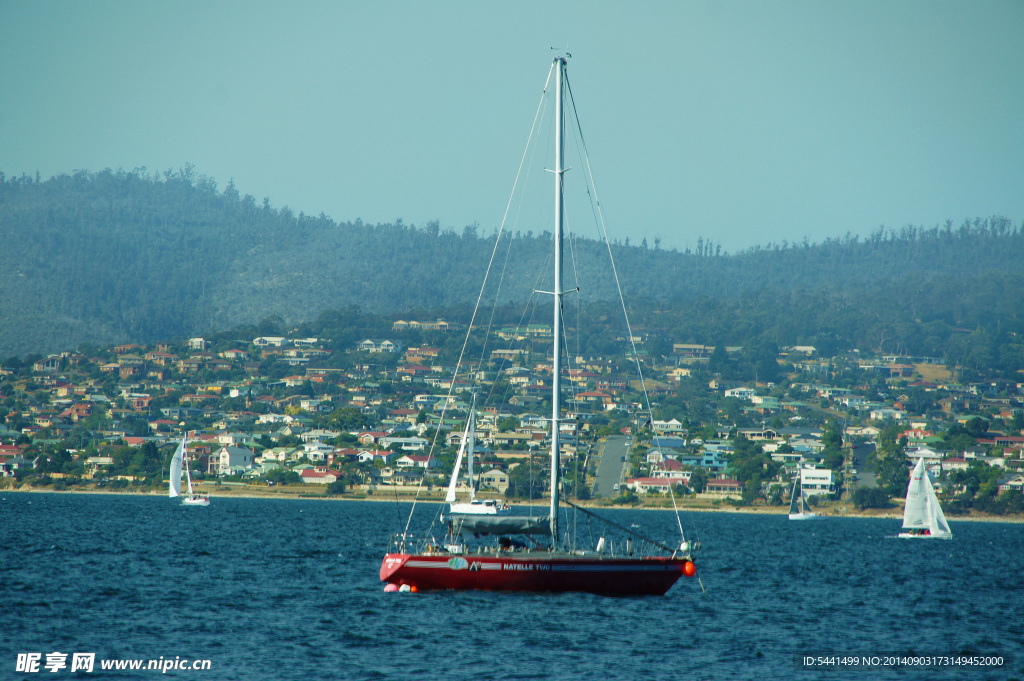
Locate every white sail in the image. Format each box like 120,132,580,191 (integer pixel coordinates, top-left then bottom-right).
789,468,822,520
925,474,952,536
445,418,471,503
175,435,211,506
446,394,509,516
168,439,184,498
788,476,800,515
901,459,929,529
901,458,951,538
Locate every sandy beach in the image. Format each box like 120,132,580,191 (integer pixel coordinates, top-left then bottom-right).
4,482,1021,523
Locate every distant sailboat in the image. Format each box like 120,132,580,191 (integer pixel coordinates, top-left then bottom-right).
444,394,510,517
898,458,950,539
788,472,822,520
169,437,210,507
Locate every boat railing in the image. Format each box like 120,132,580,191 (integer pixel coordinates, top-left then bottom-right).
386,532,447,555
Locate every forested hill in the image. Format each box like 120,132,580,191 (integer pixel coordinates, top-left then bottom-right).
1,168,1022,360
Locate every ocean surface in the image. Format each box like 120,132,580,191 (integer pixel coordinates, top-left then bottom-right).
2,493,1022,680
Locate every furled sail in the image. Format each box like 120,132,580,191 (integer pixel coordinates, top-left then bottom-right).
450,515,550,536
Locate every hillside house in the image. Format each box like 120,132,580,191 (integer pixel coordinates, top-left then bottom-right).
357,339,399,353
395,454,441,470
209,446,256,475
704,478,743,496
299,468,341,485
626,477,678,494
799,467,836,496
479,468,509,493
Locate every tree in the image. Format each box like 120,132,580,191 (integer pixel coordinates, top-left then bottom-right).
852,487,892,509
506,458,546,500
497,416,520,432
709,344,730,374
965,417,989,438
822,419,843,450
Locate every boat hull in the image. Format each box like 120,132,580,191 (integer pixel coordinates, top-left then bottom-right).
181,496,210,506
381,552,691,595
897,532,952,540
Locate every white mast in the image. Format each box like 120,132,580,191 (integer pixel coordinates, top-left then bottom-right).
549,56,566,544
467,395,477,501
183,438,195,496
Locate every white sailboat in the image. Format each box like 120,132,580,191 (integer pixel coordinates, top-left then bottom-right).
788,471,822,520
169,437,210,507
898,458,951,539
444,394,510,516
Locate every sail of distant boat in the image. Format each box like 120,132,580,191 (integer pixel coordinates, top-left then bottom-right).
899,458,951,539
168,439,183,498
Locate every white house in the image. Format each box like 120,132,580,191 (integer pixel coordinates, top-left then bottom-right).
299,468,341,485
799,467,835,496
626,477,678,494
302,441,335,462
357,339,399,353
395,454,442,470
358,450,390,465
652,418,686,435
941,457,969,472
905,446,943,466
258,413,294,425
724,387,756,400
209,446,256,475
257,447,298,463
379,435,429,452
253,336,289,347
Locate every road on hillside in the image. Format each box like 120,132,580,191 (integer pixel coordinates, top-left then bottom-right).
849,442,878,489
593,435,630,498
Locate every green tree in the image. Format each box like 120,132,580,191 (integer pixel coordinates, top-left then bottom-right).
506,458,546,500
497,416,520,432
852,487,892,509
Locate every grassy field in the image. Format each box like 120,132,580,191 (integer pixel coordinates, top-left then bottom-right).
914,362,953,382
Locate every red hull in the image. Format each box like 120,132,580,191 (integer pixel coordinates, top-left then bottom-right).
381,552,691,596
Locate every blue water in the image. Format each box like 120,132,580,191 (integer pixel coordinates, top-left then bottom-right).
2,493,1022,680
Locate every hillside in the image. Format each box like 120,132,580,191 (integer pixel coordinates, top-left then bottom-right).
1,168,1023,364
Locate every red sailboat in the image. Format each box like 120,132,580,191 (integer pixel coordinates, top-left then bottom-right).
380,56,697,596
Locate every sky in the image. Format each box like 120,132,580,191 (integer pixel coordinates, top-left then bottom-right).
2,0,1022,253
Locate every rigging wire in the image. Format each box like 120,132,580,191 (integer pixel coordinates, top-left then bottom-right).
563,64,706,564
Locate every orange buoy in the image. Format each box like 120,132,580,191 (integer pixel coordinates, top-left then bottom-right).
409,585,419,593
683,561,696,577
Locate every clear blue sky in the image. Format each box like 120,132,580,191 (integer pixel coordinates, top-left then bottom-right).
2,0,1022,252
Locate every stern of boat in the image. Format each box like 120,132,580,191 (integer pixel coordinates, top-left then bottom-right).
380,553,410,582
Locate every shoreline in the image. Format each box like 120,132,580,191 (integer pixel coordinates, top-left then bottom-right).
4,485,1021,524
